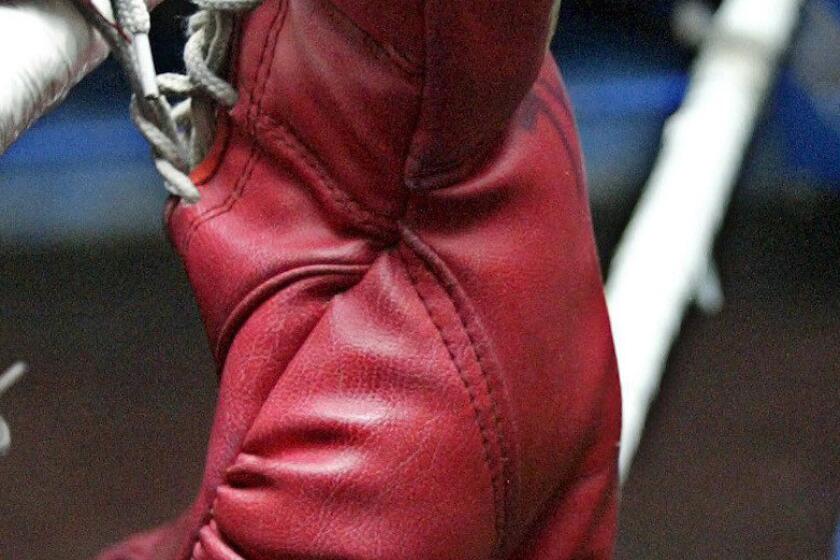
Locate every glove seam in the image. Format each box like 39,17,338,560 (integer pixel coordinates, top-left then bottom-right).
398,225,518,539
397,233,512,555
179,140,262,253
178,0,289,251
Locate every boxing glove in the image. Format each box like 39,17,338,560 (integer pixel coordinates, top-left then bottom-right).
99,0,621,558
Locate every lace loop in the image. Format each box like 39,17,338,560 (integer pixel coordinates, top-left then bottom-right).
71,0,265,203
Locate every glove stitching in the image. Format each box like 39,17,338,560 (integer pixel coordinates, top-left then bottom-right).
399,226,517,553
398,241,508,555
180,0,288,247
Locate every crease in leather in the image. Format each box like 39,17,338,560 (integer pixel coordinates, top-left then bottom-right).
404,132,502,191
402,0,431,189
509,458,618,560
397,237,512,555
187,273,360,559
577,463,619,550
320,0,422,77
248,112,400,239
193,517,250,559
405,55,579,192
401,2,535,192
400,64,581,194
213,265,368,365
532,76,585,192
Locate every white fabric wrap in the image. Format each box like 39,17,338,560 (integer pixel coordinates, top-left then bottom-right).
0,0,161,154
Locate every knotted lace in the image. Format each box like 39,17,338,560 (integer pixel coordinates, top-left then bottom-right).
0,362,26,457
71,0,264,203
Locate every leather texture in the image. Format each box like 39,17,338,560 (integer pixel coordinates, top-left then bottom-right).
98,1,621,558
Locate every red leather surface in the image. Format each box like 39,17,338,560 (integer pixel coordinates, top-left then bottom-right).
99,1,620,558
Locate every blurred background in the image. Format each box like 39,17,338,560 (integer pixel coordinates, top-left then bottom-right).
1,0,838,558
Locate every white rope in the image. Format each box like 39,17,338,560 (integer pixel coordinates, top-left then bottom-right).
606,0,806,482
0,362,27,457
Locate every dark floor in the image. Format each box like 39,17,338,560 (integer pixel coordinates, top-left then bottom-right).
0,189,838,559
0,237,216,558
616,189,840,559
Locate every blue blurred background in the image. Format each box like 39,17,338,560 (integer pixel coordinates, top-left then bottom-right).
0,1,838,558
2,0,837,243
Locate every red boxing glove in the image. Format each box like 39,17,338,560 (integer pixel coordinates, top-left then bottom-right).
100,1,620,558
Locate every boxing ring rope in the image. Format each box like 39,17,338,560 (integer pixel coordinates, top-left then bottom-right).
606,0,806,481
0,363,27,456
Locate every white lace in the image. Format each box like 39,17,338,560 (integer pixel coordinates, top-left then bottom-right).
71,0,264,203
0,362,26,457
